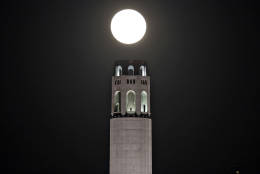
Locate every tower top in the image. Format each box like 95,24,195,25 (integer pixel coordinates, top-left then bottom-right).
114,60,149,76
111,60,151,117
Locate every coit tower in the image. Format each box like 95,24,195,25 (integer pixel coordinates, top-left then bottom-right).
110,60,152,174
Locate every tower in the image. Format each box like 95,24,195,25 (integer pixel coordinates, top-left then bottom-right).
110,60,152,174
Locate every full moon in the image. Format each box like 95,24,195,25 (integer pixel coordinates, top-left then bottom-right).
111,9,146,44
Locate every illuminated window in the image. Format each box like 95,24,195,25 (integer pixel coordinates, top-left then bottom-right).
140,65,146,76
126,90,136,114
141,90,148,113
115,65,122,76
128,65,134,75
114,91,121,112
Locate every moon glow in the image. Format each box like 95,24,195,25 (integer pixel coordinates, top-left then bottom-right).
111,9,146,44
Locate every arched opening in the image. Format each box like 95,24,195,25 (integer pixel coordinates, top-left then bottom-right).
115,65,122,76
114,91,121,113
141,91,148,113
140,65,146,76
126,90,136,114
128,65,134,75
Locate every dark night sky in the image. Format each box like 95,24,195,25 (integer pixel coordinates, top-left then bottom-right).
2,0,258,174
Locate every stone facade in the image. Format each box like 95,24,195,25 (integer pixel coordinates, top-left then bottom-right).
110,60,152,174
111,75,151,116
110,118,152,174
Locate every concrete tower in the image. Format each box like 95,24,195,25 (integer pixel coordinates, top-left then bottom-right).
110,60,152,174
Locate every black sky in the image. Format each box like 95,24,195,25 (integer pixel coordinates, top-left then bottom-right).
2,0,258,174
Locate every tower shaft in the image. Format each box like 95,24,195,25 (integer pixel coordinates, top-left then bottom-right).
110,118,152,174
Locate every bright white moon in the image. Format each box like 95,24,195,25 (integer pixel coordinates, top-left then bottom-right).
111,9,146,44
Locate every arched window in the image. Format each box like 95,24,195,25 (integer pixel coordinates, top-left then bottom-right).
114,91,121,112
141,91,148,113
126,90,136,114
140,65,146,76
128,65,134,75
115,65,122,76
